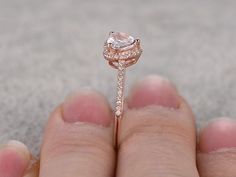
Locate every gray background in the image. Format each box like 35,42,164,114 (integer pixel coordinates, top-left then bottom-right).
0,0,235,155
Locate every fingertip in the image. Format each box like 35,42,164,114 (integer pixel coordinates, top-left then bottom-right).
62,90,112,127
0,140,31,177
128,75,180,109
199,117,236,153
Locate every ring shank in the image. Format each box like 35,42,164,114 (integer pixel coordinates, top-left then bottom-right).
113,115,121,148
113,60,126,148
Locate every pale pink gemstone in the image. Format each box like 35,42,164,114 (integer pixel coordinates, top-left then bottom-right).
107,32,135,49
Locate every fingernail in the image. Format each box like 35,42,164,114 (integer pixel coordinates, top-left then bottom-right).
0,140,30,177
199,117,236,153
128,75,180,109
62,90,112,126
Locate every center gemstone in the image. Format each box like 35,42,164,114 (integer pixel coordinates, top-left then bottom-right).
107,32,135,49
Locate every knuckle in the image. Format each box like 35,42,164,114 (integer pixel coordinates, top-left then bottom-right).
43,124,113,159
120,107,194,149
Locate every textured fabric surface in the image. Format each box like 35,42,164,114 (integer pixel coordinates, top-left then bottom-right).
0,0,235,155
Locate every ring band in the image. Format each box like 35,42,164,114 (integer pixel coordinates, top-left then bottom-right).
103,31,142,148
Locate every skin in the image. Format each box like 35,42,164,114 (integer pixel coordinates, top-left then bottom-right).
0,75,236,177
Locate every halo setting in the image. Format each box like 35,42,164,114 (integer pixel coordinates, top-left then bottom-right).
103,31,142,69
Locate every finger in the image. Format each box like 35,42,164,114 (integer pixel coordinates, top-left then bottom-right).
197,117,236,177
39,90,115,177
117,75,199,177
0,140,30,177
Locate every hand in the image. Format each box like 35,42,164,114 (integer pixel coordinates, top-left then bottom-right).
1,75,236,177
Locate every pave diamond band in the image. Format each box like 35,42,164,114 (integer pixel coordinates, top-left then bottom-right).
115,60,126,117
103,31,142,148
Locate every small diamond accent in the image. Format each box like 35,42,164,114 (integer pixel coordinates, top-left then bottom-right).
115,110,121,117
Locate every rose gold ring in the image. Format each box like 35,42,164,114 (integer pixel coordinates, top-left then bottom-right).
103,31,142,148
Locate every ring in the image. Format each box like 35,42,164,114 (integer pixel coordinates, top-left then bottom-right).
103,31,142,148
